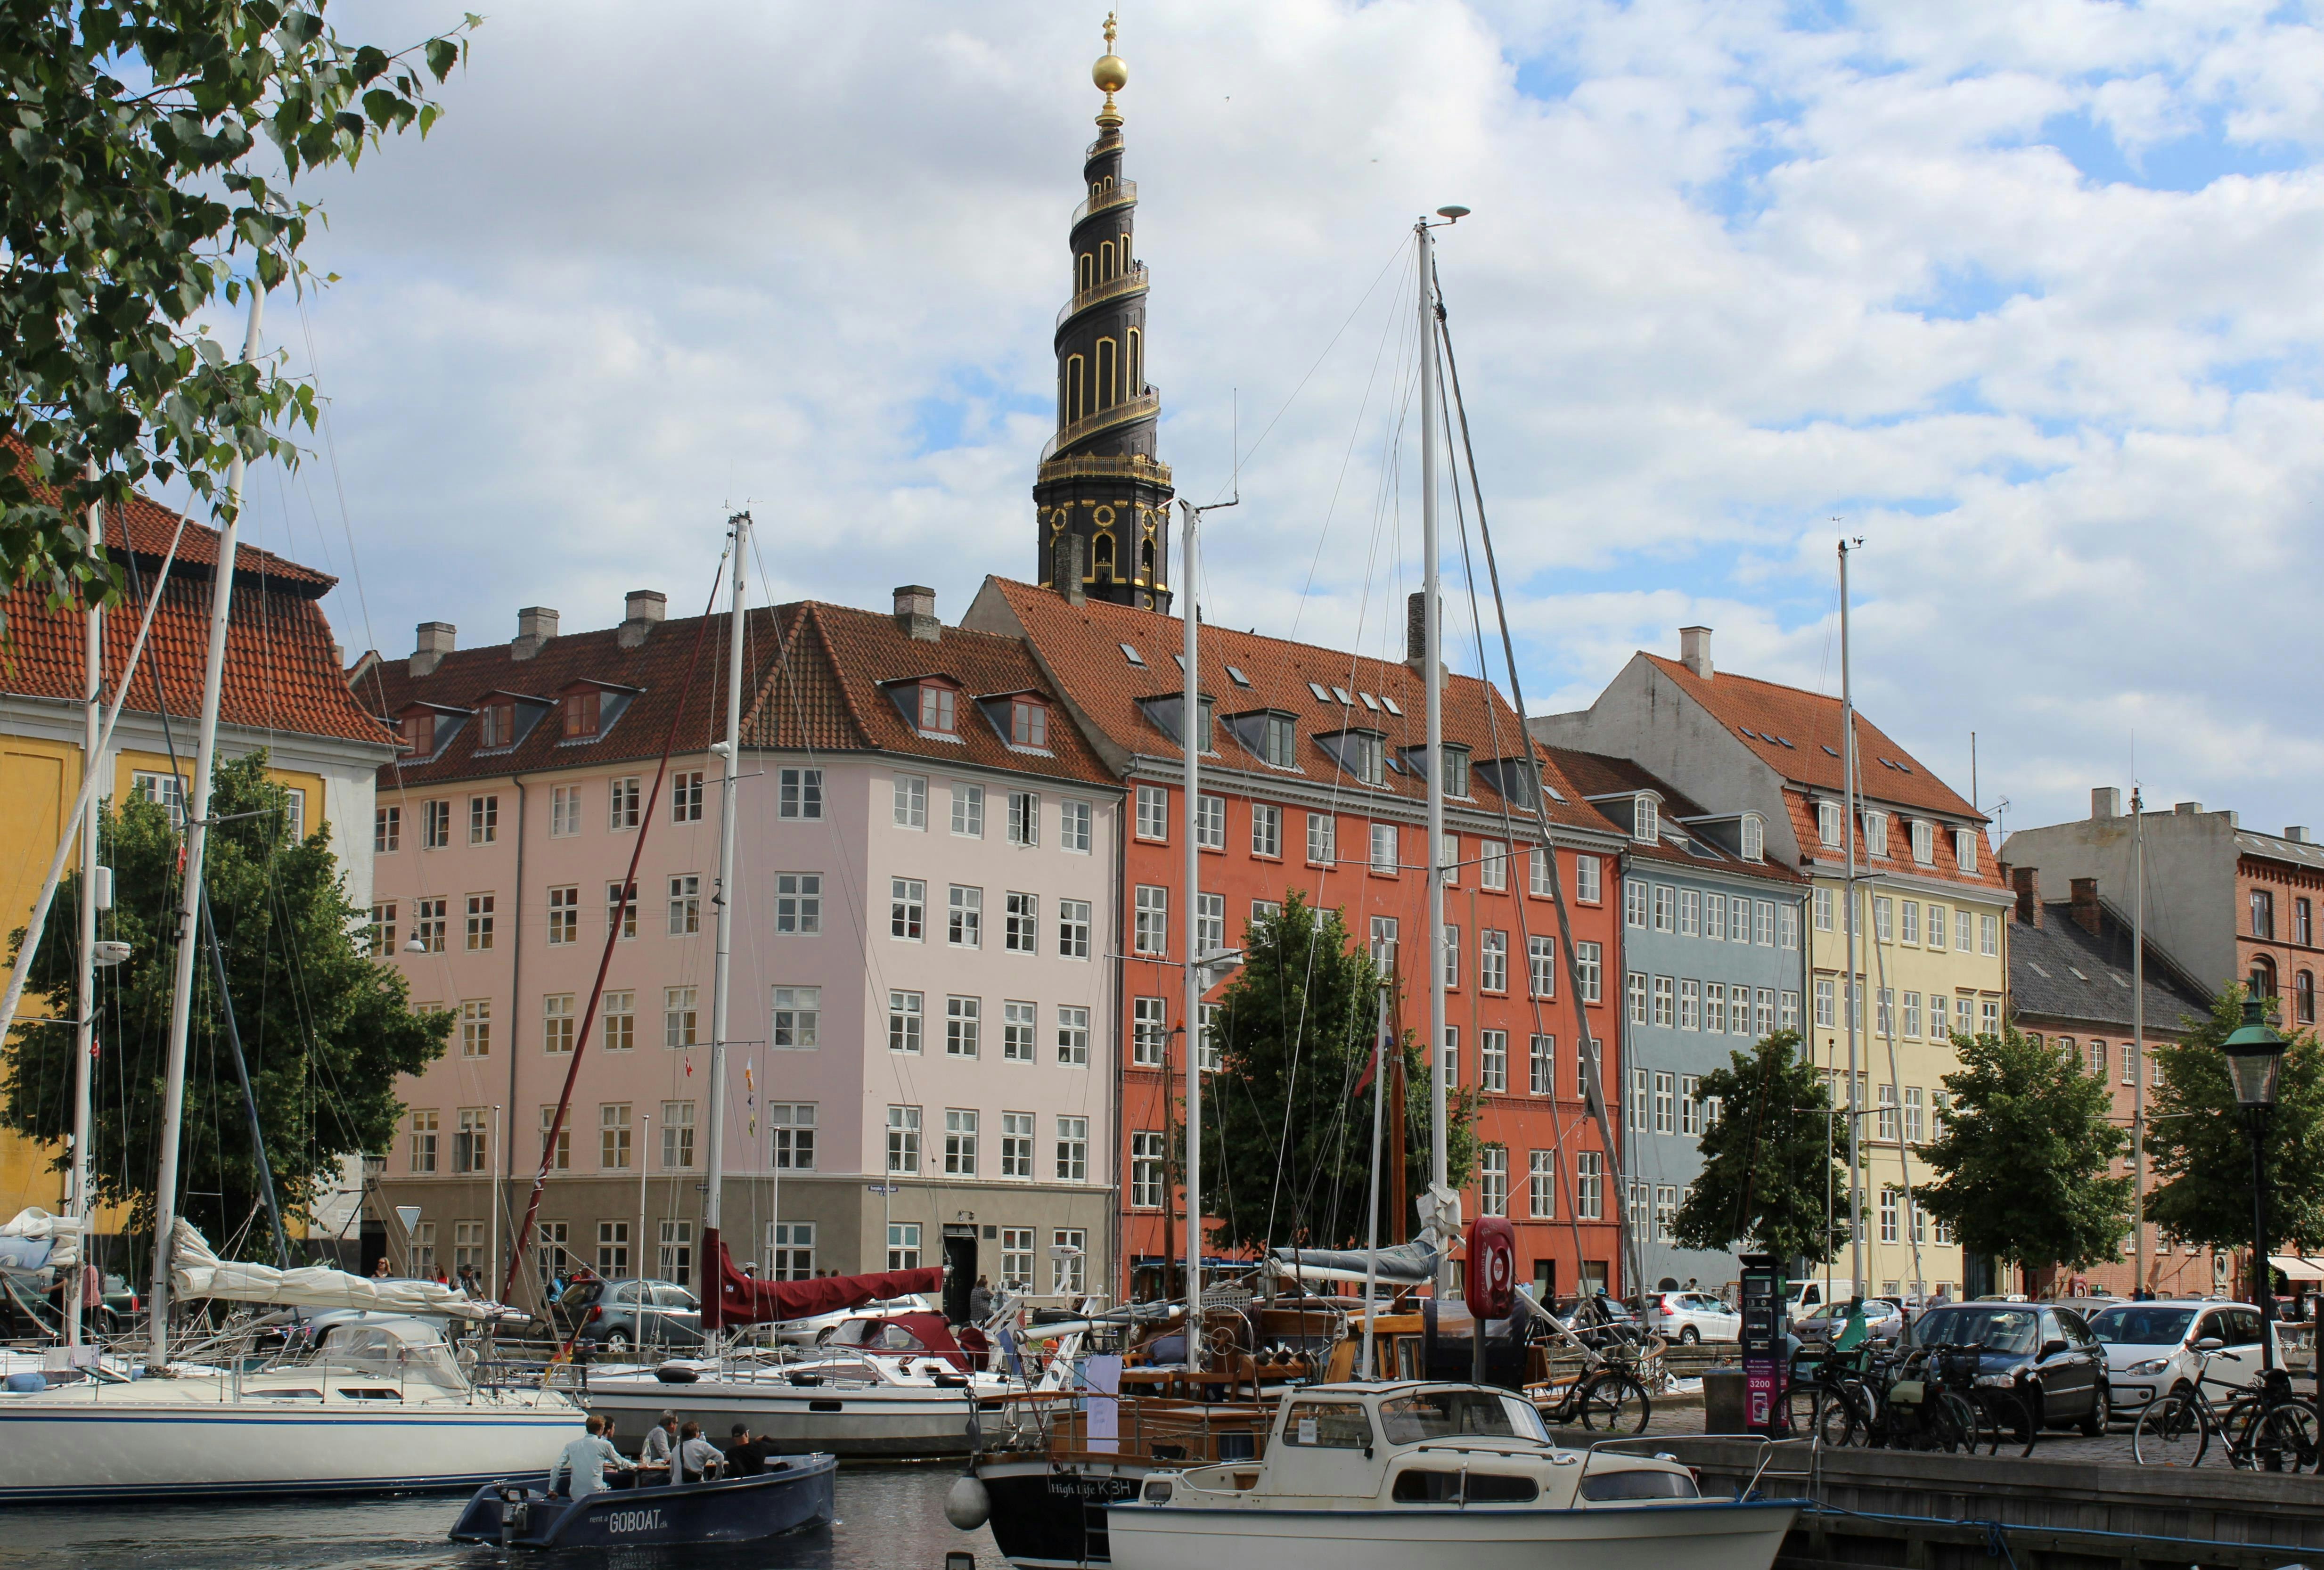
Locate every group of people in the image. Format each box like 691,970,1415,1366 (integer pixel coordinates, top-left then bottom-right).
551,1411,784,1498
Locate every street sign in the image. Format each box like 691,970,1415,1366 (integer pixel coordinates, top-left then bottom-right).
865,1183,900,1195
394,1205,422,1235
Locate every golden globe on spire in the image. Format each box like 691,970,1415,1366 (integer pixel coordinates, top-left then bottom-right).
1093,11,1126,129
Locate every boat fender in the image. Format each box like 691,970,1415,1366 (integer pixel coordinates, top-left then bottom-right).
655,1364,700,1383
944,1473,991,1530
3,1373,45,1393
935,1374,969,1388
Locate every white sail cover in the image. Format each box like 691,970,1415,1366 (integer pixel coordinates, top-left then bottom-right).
1,1207,82,1268
170,1220,496,1319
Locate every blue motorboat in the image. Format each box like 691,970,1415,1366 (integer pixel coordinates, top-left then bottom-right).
446,1454,837,1548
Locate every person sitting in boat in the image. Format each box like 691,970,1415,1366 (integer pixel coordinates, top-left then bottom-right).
639,1412,679,1480
676,1421,724,1483
723,1424,776,1477
550,1415,634,1499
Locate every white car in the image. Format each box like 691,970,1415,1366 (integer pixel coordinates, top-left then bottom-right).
2084,1300,2294,1416
1645,1291,1740,1344
760,1293,937,1348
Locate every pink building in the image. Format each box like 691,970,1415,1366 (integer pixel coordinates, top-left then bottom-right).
357,586,1121,1305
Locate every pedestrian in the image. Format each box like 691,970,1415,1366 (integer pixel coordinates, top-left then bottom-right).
724,1423,773,1476
371,1257,392,1280
1683,1277,1698,1293
677,1420,723,1483
640,1411,679,1480
969,1275,994,1322
550,1415,632,1499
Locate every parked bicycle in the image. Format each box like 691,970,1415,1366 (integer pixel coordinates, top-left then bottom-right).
1531,1359,1653,1435
2132,1341,2321,1471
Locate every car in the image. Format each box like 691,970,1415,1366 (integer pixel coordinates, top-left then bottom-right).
1645,1291,1740,1344
553,1277,703,1355
1792,1296,1905,1350
2083,1300,2293,1417
1906,1300,2111,1435
1784,1282,1830,1317
772,1293,935,1348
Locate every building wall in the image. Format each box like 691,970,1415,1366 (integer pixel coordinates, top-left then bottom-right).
2002,809,2242,989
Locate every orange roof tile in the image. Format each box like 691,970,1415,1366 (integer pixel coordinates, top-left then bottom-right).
1541,745,1804,886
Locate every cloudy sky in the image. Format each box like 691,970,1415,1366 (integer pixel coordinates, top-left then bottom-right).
234,0,2324,842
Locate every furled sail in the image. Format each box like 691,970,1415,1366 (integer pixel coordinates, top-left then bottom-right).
1265,1238,1441,1286
699,1227,941,1328
170,1220,497,1319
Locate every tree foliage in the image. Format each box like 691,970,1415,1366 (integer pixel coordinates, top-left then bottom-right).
1915,1029,2132,1272
2147,989,2324,1256
4,753,449,1248
1201,891,1477,1254
1,0,476,633
1671,1031,1850,1266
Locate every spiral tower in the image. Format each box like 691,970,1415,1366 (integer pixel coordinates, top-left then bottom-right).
1034,13,1176,612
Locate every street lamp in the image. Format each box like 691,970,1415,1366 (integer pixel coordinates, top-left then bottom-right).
2220,997,2290,1377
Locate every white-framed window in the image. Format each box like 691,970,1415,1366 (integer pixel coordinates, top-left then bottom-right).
374,803,401,853
893,773,927,829
416,797,452,848
1680,978,1701,1030
1481,930,1507,993
538,1105,570,1169
1753,987,1774,1037
946,995,982,1057
1000,998,1037,1062
1001,1112,1034,1178
1370,822,1399,875
595,1221,627,1279
1980,913,1999,956
1742,813,1764,861
1779,903,1799,950
1652,974,1675,1027
1902,991,1922,1039
1197,892,1226,958
1200,1003,1225,1071
1957,908,1975,951
886,1105,921,1175
542,992,575,1055
1191,792,1225,850
1678,887,1700,938
1055,1116,1088,1182
1955,827,1979,871
1480,840,1507,890
459,998,491,1058
1633,795,1659,841
768,1220,815,1281
453,1107,490,1174
1874,895,1894,943
1817,800,1842,846
1529,1035,1555,1096
1441,923,1460,989
1527,935,1556,999
950,781,985,837
1051,1229,1087,1295
661,1100,697,1169
1575,855,1601,902
1862,809,1888,857
998,1227,1034,1288
1057,1004,1090,1066
603,991,636,1052
598,1103,632,1170
1627,972,1649,1026
608,777,641,831
1131,1132,1165,1209
770,1104,816,1170
1480,1146,1509,1217
1252,802,1283,859
1062,798,1093,853
1370,916,1399,972
1440,1026,1458,1088
468,793,498,845
1655,1185,1679,1243
947,885,983,948
1440,832,1460,887
1626,1065,1649,1132
1000,891,1038,953
1980,996,2000,1032
1136,783,1169,841
1653,1070,1675,1134
1134,885,1168,955
549,785,581,837
1875,988,1895,1038
1252,898,1281,924
1755,900,1774,945
1814,886,1833,932
777,766,823,820
1706,892,1726,941
888,990,924,1055
1779,990,1800,1030
1007,790,1040,846
547,884,579,946
1880,1188,1900,1244
1927,905,1948,950
465,893,495,952
1574,941,1601,1002
944,1109,979,1176
1529,1150,1556,1218
1576,1151,1604,1219
669,772,704,825
1680,1074,1702,1135
1912,819,1934,866
663,987,697,1049
667,874,701,936
1905,1085,1924,1142
1132,998,1167,1066
604,882,636,942
1480,1030,1507,1093
887,1222,922,1271
1308,812,1337,864
1529,846,1552,897
891,877,925,940
773,872,821,935
1625,879,1649,929
1876,1082,1898,1142
1058,899,1091,959
1653,885,1676,932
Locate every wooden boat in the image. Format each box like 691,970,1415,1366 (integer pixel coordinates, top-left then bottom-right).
446,1454,837,1549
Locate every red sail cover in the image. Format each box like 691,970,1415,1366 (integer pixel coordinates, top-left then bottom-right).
699,1227,943,1329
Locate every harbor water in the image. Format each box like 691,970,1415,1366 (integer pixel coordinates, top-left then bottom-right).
0,1464,1004,1570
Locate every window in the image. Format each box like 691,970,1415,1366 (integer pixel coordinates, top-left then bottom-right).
543,993,575,1055
893,773,928,829
1133,998,1167,1066
1742,814,1765,861
773,872,822,934
944,1109,980,1176
1473,840,1506,892
1653,1071,1676,1134
1260,713,1297,769
1530,1035,1556,1096
2253,887,2277,939
374,805,400,852
1371,916,1400,972
1062,798,1093,852
663,987,698,1049
1137,784,1169,840
1880,1189,1899,1244
411,797,449,849
1653,885,1677,933
1876,988,1895,1038
917,685,957,734
1252,898,1282,924
459,998,491,1058
1627,1064,1649,1131
1440,832,1460,887
1480,1030,1507,1093
1980,997,2000,1033
594,1221,627,1279
1007,790,1041,846
1876,1084,1897,1142
604,991,635,1052
1814,886,1833,932
778,767,823,819
888,991,924,1054
1194,793,1225,850
1912,819,1934,865
1633,796,1659,841
1680,978,1701,1030
1001,1112,1034,1178
771,986,819,1049
1655,1185,1678,1244
1704,981,1726,1034
768,1220,815,1281
946,996,982,1057
1780,990,1800,1031
1441,1027,1459,1088
886,1106,922,1174
1928,993,1948,1038
1252,802,1283,858
1052,1229,1088,1295
1308,812,1337,864
1056,899,1092,959
1529,1151,1556,1218
1905,1086,1924,1142
409,1109,439,1173
1370,823,1399,875
948,885,983,949
1862,809,1888,856
1131,1132,1165,1209
1056,1116,1089,1182
2300,971,2317,1026
667,874,701,936
999,1226,1034,1287
1134,885,1168,955
1480,1146,1509,1216
1200,1004,1225,1071
1680,1074,1702,1136
1902,991,1921,1038
1527,936,1556,999
548,785,581,837
1815,978,1835,1029
888,1223,922,1272
1956,827,1979,870
606,881,637,941
538,1106,570,1169
1672,887,1697,938
1530,846,1553,897
891,877,926,940
1705,892,1726,941
1980,913,1999,956
1057,1004,1090,1066
670,771,704,825
1010,697,1049,748
1755,900,1775,946
600,1103,633,1170
2299,898,2315,947
460,892,494,952
661,1101,696,1169
1576,1151,1604,1219
1874,896,1893,943
1574,941,1601,1002
1956,908,1975,951
1005,891,1039,953
1818,800,1842,846
542,884,578,946
608,777,641,831
368,902,398,957
1780,904,1799,950
1575,855,1601,903
1481,930,1508,993
1652,975,1675,1027
1625,879,1649,929
1441,923,1460,990
1755,987,1775,1036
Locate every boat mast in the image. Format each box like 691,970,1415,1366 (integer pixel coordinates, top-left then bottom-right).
704,511,749,1320
1418,214,1451,1298
1838,538,1864,1302
147,287,265,1372
2132,782,2148,1294
1178,496,1204,1370
1361,981,1389,1378
68,489,102,1351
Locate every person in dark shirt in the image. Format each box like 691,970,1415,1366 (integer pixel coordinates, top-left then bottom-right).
724,1424,777,1476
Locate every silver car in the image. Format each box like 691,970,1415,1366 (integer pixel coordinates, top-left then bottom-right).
2085,1300,2291,1415
1646,1291,1741,1344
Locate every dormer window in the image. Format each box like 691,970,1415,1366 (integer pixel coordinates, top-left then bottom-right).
1741,812,1765,862
1955,826,1979,871
1633,794,1659,843
1320,729,1386,787
918,684,956,734
1862,809,1889,857
1817,800,1841,848
1139,693,1214,752
1402,744,1470,798
402,712,434,752
478,702,515,750
1261,714,1294,769
561,689,599,739
1010,697,1048,749
1911,818,1935,866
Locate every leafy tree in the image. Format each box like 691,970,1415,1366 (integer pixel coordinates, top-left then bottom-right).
1,0,475,632
4,752,449,1249
1671,1031,1850,1266
1915,1029,2132,1272
1201,891,1476,1254
2147,989,2324,1258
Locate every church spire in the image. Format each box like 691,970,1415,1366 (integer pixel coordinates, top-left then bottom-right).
1034,11,1175,613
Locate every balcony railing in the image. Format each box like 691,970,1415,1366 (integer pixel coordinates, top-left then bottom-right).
1037,452,1173,487
1071,180,1137,227
1056,265,1150,329
1039,388,1161,463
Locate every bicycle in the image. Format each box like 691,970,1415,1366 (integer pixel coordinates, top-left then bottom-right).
1786,1343,1880,1447
1866,1342,1990,1456
2133,1344,2322,1471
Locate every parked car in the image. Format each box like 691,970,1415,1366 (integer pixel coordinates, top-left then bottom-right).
1906,1300,2111,1434
1645,1291,1740,1344
2083,1300,2293,1417
553,1278,703,1354
1792,1297,1906,1350
771,1293,934,1348
1784,1282,1830,1317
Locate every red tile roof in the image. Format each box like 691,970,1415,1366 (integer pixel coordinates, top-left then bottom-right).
1542,745,1804,886
981,578,1615,835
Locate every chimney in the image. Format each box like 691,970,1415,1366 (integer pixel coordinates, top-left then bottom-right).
2289,826,2313,844
1053,534,1087,607
2011,864,2039,928
2069,876,2102,935
2091,786,2121,820
2175,801,2202,816
893,584,941,643
1679,625,1713,680
410,621,456,679
512,605,559,661
618,589,666,650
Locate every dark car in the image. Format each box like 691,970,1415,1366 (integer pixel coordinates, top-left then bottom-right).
1906,1300,2111,1435
553,1278,702,1354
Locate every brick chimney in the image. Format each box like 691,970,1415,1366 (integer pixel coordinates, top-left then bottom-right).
2069,876,2102,935
1680,625,1713,680
2091,786,2121,819
617,589,665,650
2011,864,2039,928
513,605,559,662
893,585,940,643
1053,535,1087,607
410,621,456,679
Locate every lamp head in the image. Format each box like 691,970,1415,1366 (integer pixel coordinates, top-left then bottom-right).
402,936,427,954
2221,996,2289,1108
1435,205,1471,222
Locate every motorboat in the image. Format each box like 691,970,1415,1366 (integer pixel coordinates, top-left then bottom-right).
589,1344,1017,1458
448,1453,838,1548
1103,1381,1803,1570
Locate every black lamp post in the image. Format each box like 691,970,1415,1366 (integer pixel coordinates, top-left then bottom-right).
2220,998,2290,1377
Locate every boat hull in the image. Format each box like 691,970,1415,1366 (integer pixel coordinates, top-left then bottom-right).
1105,1498,1802,1570
590,1375,993,1458
979,1454,1147,1568
448,1455,839,1548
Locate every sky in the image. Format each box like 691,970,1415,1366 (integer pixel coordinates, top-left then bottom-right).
223,0,2324,845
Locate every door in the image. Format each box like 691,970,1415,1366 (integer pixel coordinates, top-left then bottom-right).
2036,1310,2095,1418
2212,1308,2266,1386
657,1285,703,1345
942,1226,978,1323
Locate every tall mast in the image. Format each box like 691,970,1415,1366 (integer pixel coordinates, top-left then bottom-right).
68,490,102,1350
1179,497,1204,1368
2132,784,2148,1294
147,287,265,1372
704,512,749,1274
1419,216,1451,1297
1839,538,1864,1300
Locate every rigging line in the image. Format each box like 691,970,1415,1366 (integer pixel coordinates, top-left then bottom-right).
501,553,729,1303
1290,246,1414,638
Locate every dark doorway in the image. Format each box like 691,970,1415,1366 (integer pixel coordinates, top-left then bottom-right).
942,1226,978,1323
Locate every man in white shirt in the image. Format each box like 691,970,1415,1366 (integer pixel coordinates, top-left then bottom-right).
551,1415,631,1498
639,1411,679,1481
676,1420,723,1483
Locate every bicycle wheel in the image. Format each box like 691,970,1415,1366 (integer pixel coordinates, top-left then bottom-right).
1785,1382,1824,1439
1817,1385,1867,1448
1933,1391,1979,1455
1577,1367,1652,1435
2245,1398,2322,1473
1979,1390,2038,1458
2132,1392,2210,1468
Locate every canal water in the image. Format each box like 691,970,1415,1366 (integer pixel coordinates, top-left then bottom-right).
0,1465,1003,1570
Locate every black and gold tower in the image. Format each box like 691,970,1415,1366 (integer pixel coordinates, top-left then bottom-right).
1034,14,1175,612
